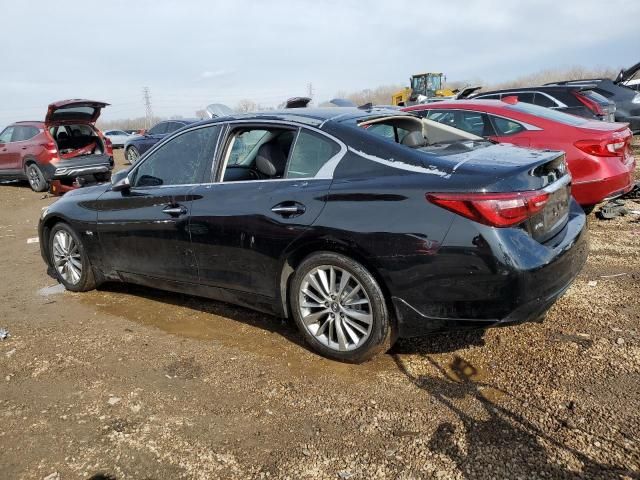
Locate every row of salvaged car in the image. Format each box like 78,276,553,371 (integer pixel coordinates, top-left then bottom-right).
1,64,637,207
0,66,637,361
33,76,638,361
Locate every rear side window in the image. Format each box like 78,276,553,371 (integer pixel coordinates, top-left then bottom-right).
286,130,340,178
490,116,525,136
505,103,589,126
427,110,494,137
132,125,221,187
147,122,168,135
0,126,14,143
166,122,184,133
12,126,39,141
533,93,557,108
511,92,535,104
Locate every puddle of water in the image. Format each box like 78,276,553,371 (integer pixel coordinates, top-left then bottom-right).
443,356,488,383
80,285,394,377
38,283,66,296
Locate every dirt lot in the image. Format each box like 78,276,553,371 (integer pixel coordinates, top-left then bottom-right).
1,146,639,480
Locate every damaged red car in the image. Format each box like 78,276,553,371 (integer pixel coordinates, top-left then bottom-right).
0,99,114,193
404,99,636,212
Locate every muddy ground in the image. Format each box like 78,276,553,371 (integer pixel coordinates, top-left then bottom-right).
0,146,639,480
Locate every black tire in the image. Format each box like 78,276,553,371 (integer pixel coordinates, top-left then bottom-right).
582,204,596,215
290,252,392,363
125,146,140,164
25,163,48,192
48,223,96,292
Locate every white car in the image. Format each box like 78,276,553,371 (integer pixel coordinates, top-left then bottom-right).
103,129,133,148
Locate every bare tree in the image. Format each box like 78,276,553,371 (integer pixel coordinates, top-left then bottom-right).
236,99,258,112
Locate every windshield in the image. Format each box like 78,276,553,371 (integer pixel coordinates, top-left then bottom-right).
505,103,589,127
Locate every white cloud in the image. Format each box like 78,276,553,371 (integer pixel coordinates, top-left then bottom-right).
0,0,638,125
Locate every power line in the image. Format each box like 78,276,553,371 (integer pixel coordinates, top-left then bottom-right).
142,87,153,129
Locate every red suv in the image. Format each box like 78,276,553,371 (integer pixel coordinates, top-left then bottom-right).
0,99,114,192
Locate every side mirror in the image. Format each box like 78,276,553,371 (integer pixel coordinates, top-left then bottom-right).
111,169,131,192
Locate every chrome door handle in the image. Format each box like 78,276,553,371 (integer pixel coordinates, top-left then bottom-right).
272,206,301,214
162,205,187,216
271,202,306,217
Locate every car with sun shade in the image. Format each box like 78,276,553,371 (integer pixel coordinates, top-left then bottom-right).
39,107,587,362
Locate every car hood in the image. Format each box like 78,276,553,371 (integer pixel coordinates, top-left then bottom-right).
46,99,109,125
62,182,112,199
206,104,235,119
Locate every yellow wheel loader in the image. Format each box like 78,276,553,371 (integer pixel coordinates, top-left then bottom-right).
392,73,455,106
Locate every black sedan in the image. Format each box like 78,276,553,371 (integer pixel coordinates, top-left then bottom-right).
39,108,588,362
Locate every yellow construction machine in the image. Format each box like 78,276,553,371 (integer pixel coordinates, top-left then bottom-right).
391,72,455,106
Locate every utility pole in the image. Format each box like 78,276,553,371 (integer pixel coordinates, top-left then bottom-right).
142,87,153,129
307,82,314,102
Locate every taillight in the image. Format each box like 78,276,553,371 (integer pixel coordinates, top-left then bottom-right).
426,191,550,227
572,91,604,116
575,138,629,157
42,132,58,155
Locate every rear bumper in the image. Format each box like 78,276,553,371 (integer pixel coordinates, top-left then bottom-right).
572,155,636,205
386,201,588,338
42,155,114,181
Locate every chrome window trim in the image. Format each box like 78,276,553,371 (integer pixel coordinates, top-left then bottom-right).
125,119,347,191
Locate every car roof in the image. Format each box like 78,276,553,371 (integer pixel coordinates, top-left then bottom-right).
474,85,589,95
407,99,509,110
191,107,411,128
13,120,44,126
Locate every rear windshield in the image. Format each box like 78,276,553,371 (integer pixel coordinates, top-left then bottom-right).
582,90,610,105
50,106,97,122
505,103,589,127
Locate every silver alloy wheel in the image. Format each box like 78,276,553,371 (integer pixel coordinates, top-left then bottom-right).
298,265,373,352
27,165,43,190
52,230,82,285
126,147,139,164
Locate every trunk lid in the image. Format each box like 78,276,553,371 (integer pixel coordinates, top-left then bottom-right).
45,99,109,125
427,143,571,243
577,120,631,134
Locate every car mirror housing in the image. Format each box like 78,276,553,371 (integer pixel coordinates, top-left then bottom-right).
111,169,131,192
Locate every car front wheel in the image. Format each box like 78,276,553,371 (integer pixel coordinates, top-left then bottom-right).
49,223,96,292
290,252,392,363
126,146,140,164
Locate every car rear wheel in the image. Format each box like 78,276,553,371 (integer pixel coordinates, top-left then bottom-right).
49,223,96,292
126,146,140,164
25,163,48,192
290,252,392,363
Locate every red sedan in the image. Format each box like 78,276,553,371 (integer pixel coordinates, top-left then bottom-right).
404,99,636,209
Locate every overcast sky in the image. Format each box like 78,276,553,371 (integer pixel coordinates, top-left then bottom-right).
0,0,638,126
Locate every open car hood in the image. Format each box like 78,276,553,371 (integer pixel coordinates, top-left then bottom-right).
205,103,235,119
616,61,640,84
45,99,109,125
454,86,483,99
